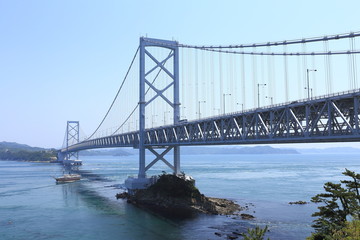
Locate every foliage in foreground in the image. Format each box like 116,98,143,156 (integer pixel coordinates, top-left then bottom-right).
242,226,270,240
307,169,360,240
331,220,360,240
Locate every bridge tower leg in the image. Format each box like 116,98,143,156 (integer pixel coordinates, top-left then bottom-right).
131,37,180,190
61,121,82,166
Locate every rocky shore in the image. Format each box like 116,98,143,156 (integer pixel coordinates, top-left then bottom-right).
116,174,242,217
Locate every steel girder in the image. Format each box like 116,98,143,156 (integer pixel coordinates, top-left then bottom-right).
62,91,360,153
61,131,139,152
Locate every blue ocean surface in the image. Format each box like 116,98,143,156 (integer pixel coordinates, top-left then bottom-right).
1,153,360,240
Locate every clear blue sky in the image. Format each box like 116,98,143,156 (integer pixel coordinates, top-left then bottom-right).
1,0,360,148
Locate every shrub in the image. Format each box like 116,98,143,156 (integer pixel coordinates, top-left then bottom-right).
308,169,360,239
242,226,270,240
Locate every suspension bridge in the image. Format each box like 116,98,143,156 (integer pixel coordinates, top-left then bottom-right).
58,31,360,189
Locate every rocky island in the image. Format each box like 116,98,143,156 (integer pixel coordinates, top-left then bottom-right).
117,174,241,218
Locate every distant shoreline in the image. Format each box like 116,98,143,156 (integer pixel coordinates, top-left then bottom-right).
0,159,60,163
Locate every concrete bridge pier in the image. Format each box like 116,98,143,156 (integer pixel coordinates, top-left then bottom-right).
57,152,65,162
57,151,82,166
125,145,181,193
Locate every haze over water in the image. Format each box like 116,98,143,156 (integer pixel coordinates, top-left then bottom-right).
1,152,360,239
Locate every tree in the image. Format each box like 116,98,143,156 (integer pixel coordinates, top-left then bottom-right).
308,169,360,240
341,169,360,218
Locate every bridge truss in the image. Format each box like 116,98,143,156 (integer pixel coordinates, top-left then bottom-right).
63,89,360,150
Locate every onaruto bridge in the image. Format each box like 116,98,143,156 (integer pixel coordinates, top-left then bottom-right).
59,31,360,189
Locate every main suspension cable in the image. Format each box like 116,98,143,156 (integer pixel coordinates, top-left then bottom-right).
86,47,140,140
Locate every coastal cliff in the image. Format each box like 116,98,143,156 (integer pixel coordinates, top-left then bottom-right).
117,174,240,217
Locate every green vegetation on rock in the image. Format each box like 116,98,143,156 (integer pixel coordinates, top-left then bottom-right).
146,173,201,199
307,169,360,240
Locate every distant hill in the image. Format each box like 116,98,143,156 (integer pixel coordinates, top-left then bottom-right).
0,141,47,152
79,149,132,156
297,147,360,154
181,146,299,155
0,142,131,156
0,141,57,162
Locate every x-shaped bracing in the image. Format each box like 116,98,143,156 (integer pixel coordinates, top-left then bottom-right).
145,146,175,172
144,49,175,108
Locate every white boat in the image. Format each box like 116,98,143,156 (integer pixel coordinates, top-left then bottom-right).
54,174,81,183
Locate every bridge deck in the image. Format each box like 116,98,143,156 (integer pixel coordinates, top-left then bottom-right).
61,89,360,153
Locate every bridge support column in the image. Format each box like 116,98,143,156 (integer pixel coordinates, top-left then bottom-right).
173,38,181,175
138,36,146,179
354,97,359,134
138,37,180,177
174,146,180,175
57,152,65,162
61,121,82,166
305,104,310,137
129,37,181,191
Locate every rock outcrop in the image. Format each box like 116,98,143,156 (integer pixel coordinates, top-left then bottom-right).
117,174,240,217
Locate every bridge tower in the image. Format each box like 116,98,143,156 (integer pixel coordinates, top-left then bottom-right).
58,121,82,166
126,37,180,190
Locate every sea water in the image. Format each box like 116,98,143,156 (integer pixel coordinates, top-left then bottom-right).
1,153,360,240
